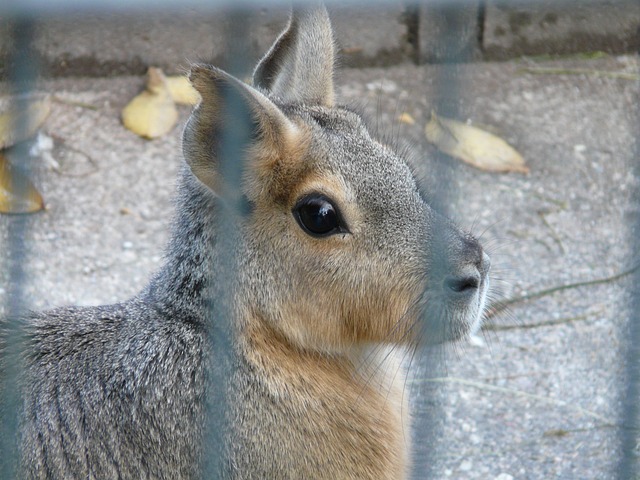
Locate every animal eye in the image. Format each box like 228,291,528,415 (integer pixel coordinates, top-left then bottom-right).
293,195,347,237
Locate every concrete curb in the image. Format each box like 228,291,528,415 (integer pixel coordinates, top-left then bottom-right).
0,4,410,79
483,0,640,60
416,1,482,63
0,2,638,78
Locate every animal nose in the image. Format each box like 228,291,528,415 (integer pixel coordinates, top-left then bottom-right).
426,214,491,298
444,273,479,294
443,248,490,297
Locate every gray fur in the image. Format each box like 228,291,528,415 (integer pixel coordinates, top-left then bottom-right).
253,3,335,106
11,5,490,479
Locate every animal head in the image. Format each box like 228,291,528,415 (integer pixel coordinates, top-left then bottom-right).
182,5,490,352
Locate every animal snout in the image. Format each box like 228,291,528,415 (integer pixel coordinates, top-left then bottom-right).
442,237,491,299
442,248,491,296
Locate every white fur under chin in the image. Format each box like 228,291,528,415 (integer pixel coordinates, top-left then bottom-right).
469,274,490,337
350,344,409,391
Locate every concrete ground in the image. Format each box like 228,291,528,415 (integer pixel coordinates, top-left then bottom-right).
1,54,638,478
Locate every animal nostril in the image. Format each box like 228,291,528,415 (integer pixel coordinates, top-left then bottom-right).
444,275,479,294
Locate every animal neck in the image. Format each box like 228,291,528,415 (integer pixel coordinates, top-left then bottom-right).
235,312,411,479
241,311,407,394
144,165,232,324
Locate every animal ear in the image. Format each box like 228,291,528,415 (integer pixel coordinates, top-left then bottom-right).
253,4,335,107
183,64,299,204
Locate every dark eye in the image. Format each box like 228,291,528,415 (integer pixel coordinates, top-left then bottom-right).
293,194,347,237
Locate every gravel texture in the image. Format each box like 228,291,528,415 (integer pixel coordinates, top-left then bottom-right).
1,54,638,478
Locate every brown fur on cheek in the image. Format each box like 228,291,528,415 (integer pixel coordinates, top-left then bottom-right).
336,261,425,346
244,178,424,352
271,256,424,352
340,283,421,346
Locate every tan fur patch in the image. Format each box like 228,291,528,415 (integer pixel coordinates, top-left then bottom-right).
244,120,313,205
239,317,410,479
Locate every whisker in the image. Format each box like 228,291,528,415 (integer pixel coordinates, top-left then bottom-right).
474,217,508,241
351,292,430,408
354,291,427,373
353,314,421,401
400,342,420,446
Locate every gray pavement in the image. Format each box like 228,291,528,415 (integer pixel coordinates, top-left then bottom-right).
1,54,638,479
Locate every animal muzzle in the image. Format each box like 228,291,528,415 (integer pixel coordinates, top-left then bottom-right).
418,220,491,343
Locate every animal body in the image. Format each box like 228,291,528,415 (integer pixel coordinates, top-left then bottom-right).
10,5,490,479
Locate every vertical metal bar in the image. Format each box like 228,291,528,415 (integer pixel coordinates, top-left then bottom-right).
1,17,37,480
201,9,252,478
617,55,640,480
411,2,472,478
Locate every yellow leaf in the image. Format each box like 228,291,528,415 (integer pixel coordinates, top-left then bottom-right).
0,153,45,214
0,94,51,149
425,112,529,174
122,68,178,139
166,75,201,105
398,112,415,125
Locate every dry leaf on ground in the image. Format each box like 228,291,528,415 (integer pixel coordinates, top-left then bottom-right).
425,111,529,174
166,75,201,105
0,94,52,149
0,152,44,214
122,68,178,139
398,112,415,125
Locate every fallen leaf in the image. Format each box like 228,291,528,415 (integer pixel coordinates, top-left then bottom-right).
0,152,45,214
398,112,415,125
425,111,528,174
122,68,178,139
166,75,201,105
0,93,52,149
